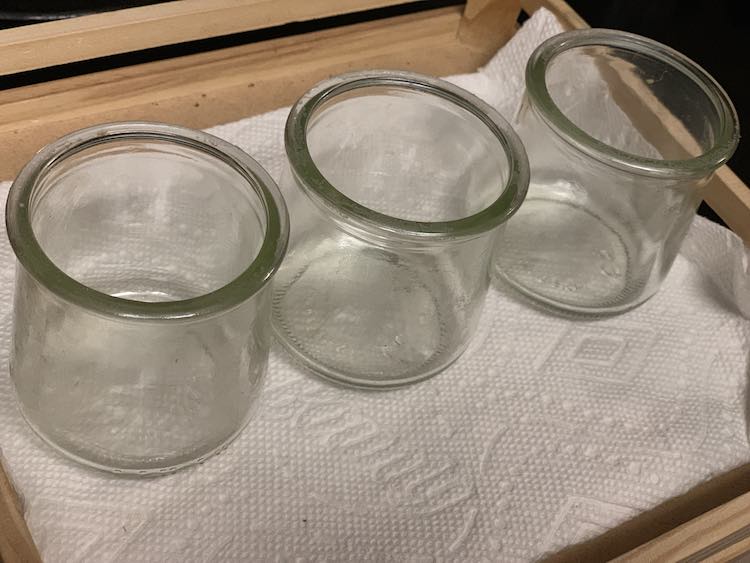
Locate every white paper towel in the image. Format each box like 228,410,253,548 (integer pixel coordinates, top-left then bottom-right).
1,9,749,561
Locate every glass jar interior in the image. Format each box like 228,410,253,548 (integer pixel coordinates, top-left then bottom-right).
495,30,738,314
30,138,267,303
305,84,510,223
544,44,723,161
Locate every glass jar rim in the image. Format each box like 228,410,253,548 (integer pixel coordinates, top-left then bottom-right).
526,29,740,179
5,122,289,321
285,70,530,241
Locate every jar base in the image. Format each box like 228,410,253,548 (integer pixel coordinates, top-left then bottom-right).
494,197,653,314
272,329,468,390
271,243,470,388
493,272,656,317
14,395,259,476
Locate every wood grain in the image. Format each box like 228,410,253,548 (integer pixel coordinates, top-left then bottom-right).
459,0,520,47
613,490,750,562
705,167,750,245
0,0,427,76
543,461,750,562
0,458,41,563
0,3,518,180
520,0,587,29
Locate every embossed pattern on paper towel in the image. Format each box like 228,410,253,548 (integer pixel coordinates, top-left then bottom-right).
0,9,748,562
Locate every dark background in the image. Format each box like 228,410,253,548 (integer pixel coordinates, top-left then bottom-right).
0,1,746,224
0,1,162,24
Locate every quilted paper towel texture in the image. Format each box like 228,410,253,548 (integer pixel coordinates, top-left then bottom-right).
0,8,749,561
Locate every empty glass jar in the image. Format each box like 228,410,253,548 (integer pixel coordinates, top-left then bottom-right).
6,122,289,473
273,71,529,388
494,29,739,314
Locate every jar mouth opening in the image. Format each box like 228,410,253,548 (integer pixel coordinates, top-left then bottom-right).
526,29,739,178
285,70,530,240
6,122,289,321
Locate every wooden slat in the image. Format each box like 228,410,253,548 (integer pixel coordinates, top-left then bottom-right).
0,458,41,563
613,490,750,562
0,1,519,180
520,0,587,29
459,0,521,46
704,537,750,563
544,462,750,562
0,0,431,76
705,167,750,245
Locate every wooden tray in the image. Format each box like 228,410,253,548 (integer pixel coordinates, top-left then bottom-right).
0,1,748,561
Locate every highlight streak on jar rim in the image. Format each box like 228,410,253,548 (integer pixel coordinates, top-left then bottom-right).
526,28,740,179
6,122,290,321
285,70,530,242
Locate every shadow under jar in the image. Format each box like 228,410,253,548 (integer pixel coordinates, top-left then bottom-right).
6,122,289,474
273,71,529,389
494,29,739,315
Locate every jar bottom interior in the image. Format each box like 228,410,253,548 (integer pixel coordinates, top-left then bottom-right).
272,234,477,387
494,188,654,313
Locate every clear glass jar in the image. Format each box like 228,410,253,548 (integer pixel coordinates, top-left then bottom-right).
494,29,739,314
6,122,289,474
273,71,529,388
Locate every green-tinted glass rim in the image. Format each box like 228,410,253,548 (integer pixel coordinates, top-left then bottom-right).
285,70,530,241
526,29,740,178
5,122,289,321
